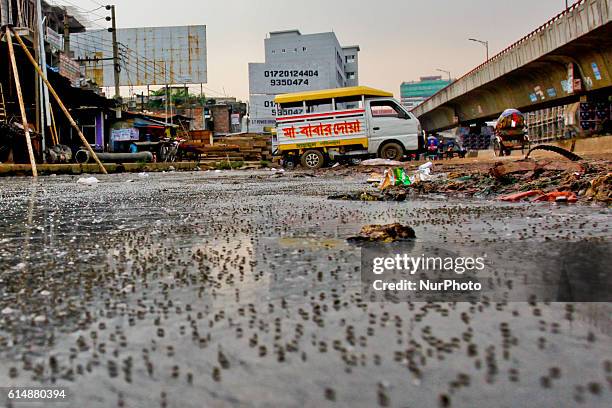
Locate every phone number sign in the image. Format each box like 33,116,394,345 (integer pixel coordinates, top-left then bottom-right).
249,63,329,94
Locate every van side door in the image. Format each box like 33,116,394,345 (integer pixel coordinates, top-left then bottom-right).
366,99,420,154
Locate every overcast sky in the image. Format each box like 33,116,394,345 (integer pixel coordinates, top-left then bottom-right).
66,0,571,100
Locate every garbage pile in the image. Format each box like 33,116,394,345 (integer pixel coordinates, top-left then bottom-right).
379,162,436,189
46,144,72,164
409,159,610,204
330,157,611,205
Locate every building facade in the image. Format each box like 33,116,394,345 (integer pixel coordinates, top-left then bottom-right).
248,30,359,133
400,76,451,110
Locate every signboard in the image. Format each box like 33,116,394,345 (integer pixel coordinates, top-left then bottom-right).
45,27,63,50
277,114,366,150
59,53,82,87
249,62,330,95
566,63,575,94
111,128,139,142
72,25,207,87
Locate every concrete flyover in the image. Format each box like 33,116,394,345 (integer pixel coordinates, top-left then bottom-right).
413,0,612,132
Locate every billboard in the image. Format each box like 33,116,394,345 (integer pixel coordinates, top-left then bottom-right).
248,62,331,95
71,25,207,87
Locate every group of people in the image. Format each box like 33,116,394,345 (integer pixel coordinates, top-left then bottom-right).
426,133,467,160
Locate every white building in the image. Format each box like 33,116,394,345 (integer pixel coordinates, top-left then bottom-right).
248,30,360,133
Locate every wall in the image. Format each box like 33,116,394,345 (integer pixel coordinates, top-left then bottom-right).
211,105,230,134
343,46,359,87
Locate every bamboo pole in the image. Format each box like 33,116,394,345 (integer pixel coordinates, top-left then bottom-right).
10,28,108,174
5,28,38,177
49,105,59,146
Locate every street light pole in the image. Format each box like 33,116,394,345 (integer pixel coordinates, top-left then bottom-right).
436,69,451,82
469,38,489,61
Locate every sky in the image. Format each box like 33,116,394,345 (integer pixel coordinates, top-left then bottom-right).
62,0,572,100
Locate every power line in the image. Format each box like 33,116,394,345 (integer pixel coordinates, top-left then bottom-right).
86,0,107,8
49,0,107,18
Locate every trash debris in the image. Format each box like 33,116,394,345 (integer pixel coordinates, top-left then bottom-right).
76,177,100,186
348,223,416,243
138,172,150,178
45,144,72,164
1,307,15,315
379,162,434,190
329,189,407,202
499,190,543,202
534,191,578,203
337,156,609,205
380,167,411,189
418,161,433,172
367,172,384,184
584,173,612,203
33,315,47,323
525,144,583,161
360,158,404,166
490,159,584,179
499,190,577,203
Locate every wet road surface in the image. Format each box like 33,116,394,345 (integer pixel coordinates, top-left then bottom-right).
0,171,610,408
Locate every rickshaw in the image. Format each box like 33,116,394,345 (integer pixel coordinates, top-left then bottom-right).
493,109,530,156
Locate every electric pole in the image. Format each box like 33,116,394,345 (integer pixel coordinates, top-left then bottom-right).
35,0,50,160
63,10,70,56
108,5,120,100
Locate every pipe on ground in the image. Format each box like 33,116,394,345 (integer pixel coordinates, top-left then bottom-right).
75,150,154,164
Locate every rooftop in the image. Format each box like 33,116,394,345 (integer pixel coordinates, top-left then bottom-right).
269,30,302,37
275,86,392,104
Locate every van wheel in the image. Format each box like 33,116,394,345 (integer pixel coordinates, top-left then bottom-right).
379,142,404,161
301,150,325,169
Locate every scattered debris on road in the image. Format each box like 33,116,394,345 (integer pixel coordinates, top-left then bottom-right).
490,158,585,179
325,157,611,205
76,176,100,186
347,223,416,243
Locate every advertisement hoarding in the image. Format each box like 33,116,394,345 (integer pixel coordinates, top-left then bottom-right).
72,25,207,87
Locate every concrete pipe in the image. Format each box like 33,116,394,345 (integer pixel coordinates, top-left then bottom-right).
75,150,154,164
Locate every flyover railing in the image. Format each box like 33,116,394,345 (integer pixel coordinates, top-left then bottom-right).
413,0,610,117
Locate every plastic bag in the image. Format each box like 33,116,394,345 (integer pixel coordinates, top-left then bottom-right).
379,168,396,190
380,167,412,190
394,168,411,186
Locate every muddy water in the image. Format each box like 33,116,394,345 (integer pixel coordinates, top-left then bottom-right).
0,171,610,408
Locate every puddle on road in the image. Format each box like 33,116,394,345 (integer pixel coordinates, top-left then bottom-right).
0,172,610,408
